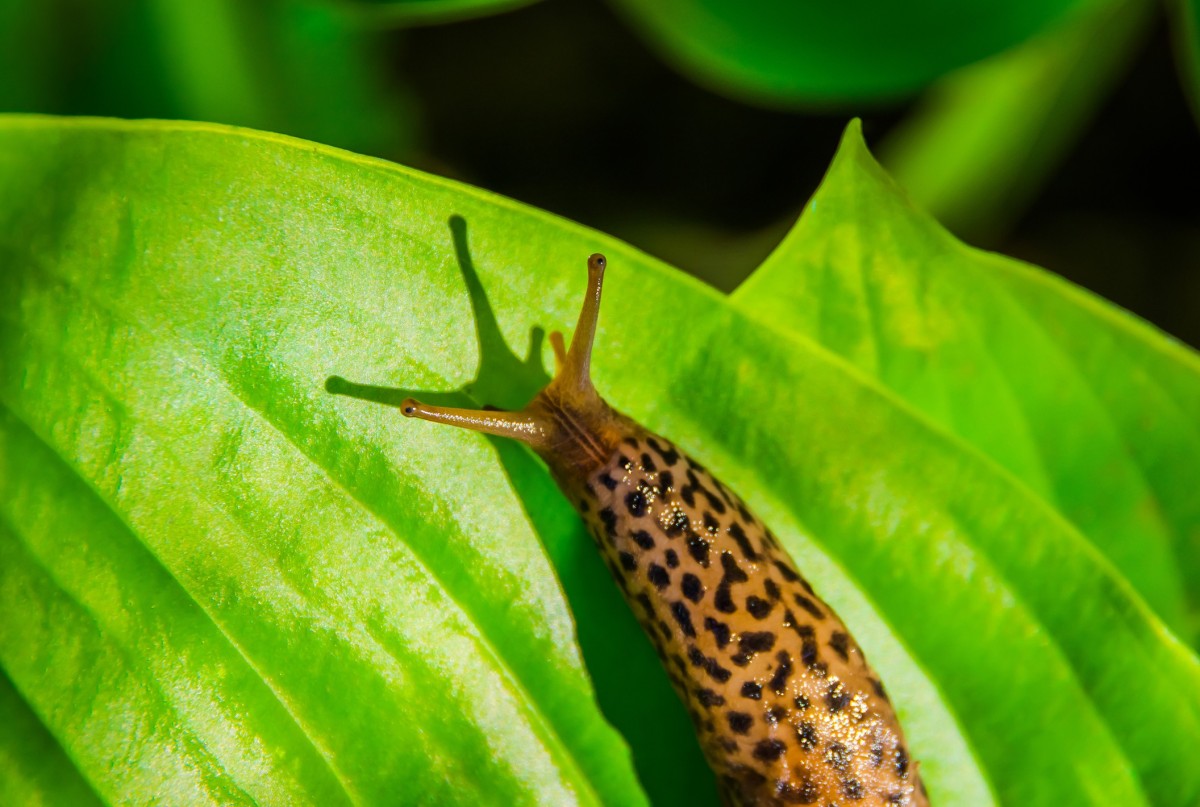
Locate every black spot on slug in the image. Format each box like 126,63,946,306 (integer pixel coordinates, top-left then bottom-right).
647,438,680,467
796,721,818,751
681,573,703,602
770,651,794,694
704,490,726,515
728,522,759,560
793,594,824,620
763,579,781,601
740,681,762,700
842,777,864,800
696,688,725,707
714,583,737,613
738,631,776,654
720,552,749,584
829,631,850,661
827,682,850,713
777,779,818,804
664,548,680,568
703,511,720,534
826,741,850,772
599,507,618,535
746,595,774,620
662,509,689,537
687,532,711,567
753,739,786,761
647,563,669,590
802,635,819,667
727,712,753,734
657,470,674,497
640,452,657,473
598,472,618,491
773,559,800,583
704,617,731,648
632,530,655,550
626,490,647,517
635,593,655,616
670,601,696,637
619,551,637,572
688,646,732,683
794,694,810,711
896,746,910,779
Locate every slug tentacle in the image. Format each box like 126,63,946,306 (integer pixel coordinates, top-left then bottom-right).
399,400,552,448
549,330,568,372
404,252,629,481
392,253,929,807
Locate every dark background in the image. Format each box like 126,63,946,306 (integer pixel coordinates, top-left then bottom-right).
395,0,1200,347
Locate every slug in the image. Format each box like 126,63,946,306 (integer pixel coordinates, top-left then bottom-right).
400,254,928,806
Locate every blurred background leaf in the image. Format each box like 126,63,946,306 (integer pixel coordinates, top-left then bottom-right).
336,0,544,26
878,0,1151,243
0,0,415,157
604,0,1085,102
1174,0,1200,123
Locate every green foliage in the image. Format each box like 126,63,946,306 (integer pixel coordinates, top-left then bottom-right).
0,0,412,157
740,122,1200,647
1176,0,1200,124
879,0,1151,241
607,0,1086,102
0,116,1197,806
334,0,544,25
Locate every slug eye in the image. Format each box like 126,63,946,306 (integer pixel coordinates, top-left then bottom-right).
589,253,607,271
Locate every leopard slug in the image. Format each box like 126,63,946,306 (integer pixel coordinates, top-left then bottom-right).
400,254,929,806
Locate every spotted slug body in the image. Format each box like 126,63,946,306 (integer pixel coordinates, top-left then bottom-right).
400,255,929,806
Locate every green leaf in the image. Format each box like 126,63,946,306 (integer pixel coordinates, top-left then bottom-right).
735,120,1200,652
330,0,543,26
0,0,414,158
605,0,1086,103
878,0,1151,242
0,670,104,807
1174,0,1200,125
1,115,1196,805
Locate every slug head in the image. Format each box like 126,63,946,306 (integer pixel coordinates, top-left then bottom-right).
402,253,633,484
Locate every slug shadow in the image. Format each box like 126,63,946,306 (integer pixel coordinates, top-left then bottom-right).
326,215,717,807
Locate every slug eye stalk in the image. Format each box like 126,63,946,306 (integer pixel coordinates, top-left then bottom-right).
401,253,623,473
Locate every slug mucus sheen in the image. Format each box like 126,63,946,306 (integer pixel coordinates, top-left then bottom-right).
399,254,928,806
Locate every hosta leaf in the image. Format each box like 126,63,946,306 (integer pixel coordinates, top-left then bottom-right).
0,670,103,807
736,120,1200,649
0,116,1196,806
605,0,1085,103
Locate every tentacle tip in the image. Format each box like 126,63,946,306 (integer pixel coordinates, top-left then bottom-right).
588,253,607,273
401,398,420,417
